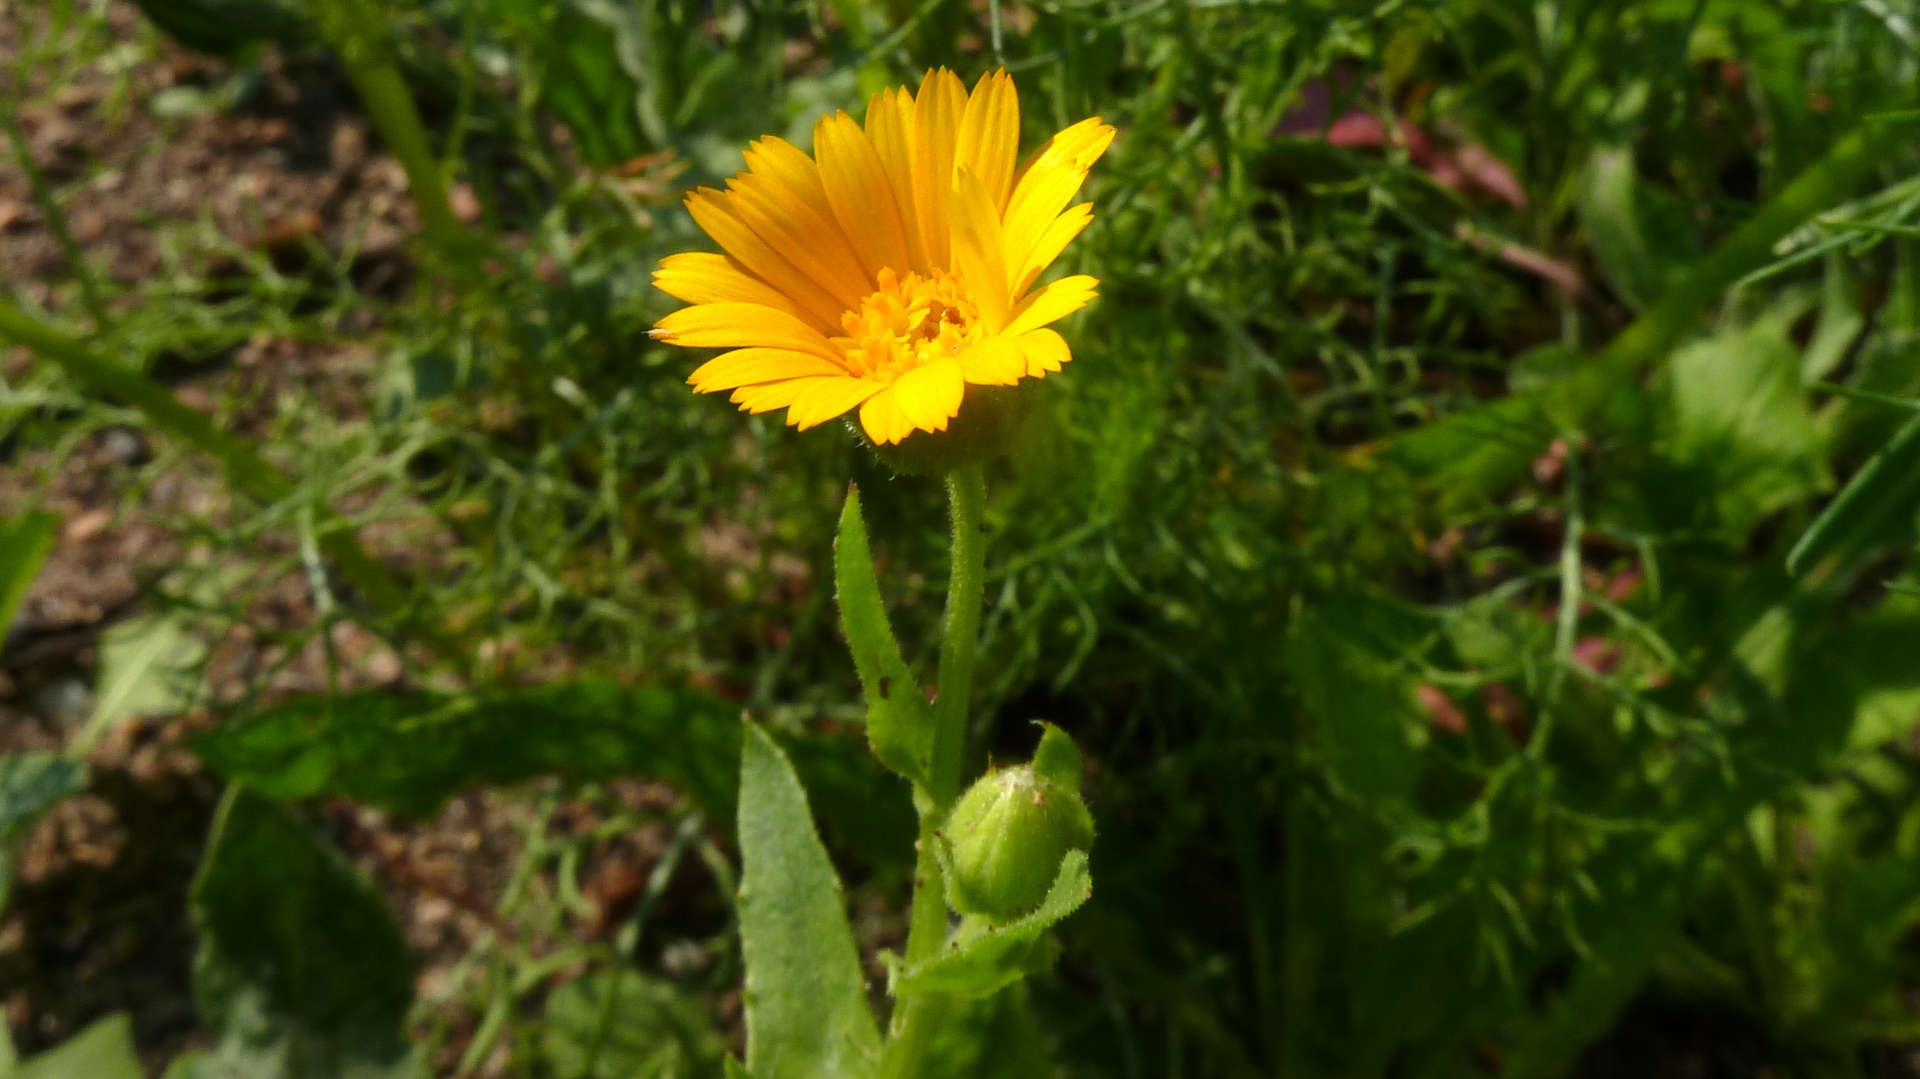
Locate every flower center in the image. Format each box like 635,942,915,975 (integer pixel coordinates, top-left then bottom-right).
834,267,981,381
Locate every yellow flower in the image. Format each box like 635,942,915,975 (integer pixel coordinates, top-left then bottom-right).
651,69,1115,445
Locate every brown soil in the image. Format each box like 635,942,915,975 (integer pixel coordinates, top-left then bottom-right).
0,6,706,1075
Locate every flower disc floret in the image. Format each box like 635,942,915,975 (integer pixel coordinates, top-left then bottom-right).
651,69,1115,445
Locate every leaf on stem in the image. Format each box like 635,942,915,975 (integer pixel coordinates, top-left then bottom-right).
892,850,1092,1000
737,719,882,1078
835,485,936,789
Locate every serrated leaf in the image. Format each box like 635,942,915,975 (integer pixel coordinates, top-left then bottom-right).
0,512,56,657
194,682,739,820
186,785,419,1079
894,850,1092,1000
82,614,207,754
11,1012,143,1079
835,486,935,788
736,719,881,1079
1,753,88,913
1788,410,1920,577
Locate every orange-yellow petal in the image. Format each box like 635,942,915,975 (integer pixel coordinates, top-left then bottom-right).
956,70,1019,211
814,112,914,280
689,347,848,393
1004,118,1115,275
654,253,806,319
958,336,1025,385
730,376,831,415
858,385,915,444
1005,275,1098,336
908,69,966,270
685,189,846,330
950,168,1011,330
652,302,839,359
890,355,965,431
723,173,870,309
865,88,927,273
1012,202,1093,296
1014,328,1072,376
787,376,886,429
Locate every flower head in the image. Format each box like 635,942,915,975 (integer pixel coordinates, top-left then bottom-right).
651,69,1115,445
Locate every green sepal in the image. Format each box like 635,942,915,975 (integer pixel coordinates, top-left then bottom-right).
722,1057,758,1079
1029,722,1084,794
834,486,935,788
736,719,883,1078
892,850,1092,1000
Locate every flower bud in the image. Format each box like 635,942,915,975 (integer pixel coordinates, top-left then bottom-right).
939,724,1094,919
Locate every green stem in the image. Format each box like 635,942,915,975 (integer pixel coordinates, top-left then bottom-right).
309,0,465,265
0,296,462,666
878,462,988,1078
4,113,110,328
931,462,987,806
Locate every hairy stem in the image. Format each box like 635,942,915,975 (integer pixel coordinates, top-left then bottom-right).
879,461,988,1078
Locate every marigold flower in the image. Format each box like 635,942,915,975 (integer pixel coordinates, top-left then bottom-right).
651,69,1115,445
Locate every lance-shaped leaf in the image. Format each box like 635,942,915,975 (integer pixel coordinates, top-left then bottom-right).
893,850,1092,1000
834,486,935,788
737,719,881,1078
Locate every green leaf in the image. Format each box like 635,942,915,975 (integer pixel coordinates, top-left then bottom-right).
893,850,1092,1000
0,512,56,658
185,785,419,1079
0,753,88,913
722,1058,757,1079
538,970,725,1079
11,1012,143,1079
1788,410,1920,577
835,486,935,789
736,719,881,1079
1665,318,1826,535
82,613,207,754
194,682,739,820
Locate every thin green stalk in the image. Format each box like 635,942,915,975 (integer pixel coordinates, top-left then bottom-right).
878,462,988,1079
931,461,987,806
4,112,110,328
0,296,462,666
309,0,465,265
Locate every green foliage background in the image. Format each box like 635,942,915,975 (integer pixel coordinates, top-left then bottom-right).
6,0,1920,1075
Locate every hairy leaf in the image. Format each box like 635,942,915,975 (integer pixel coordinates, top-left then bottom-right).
736,719,881,1078
835,486,935,789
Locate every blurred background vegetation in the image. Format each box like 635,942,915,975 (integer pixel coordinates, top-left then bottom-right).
4,0,1920,1075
